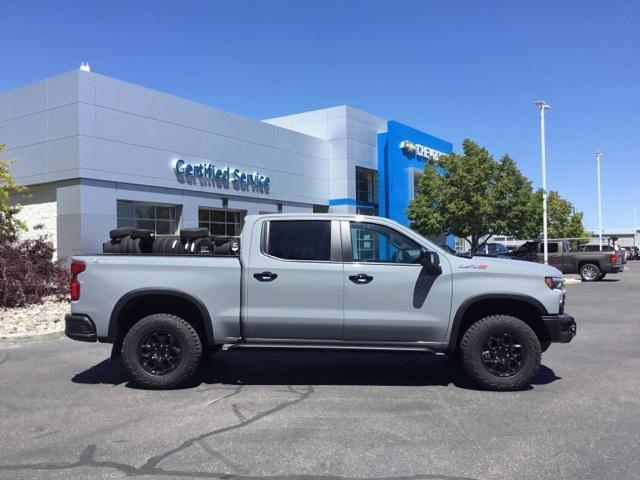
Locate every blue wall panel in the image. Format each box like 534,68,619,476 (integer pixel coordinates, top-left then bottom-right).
378,121,453,226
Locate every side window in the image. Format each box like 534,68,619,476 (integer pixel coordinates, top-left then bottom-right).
495,244,509,254
350,222,421,264
518,242,538,254
547,243,559,253
266,221,331,261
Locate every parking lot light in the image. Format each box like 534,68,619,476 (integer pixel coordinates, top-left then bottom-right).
595,151,603,251
535,100,551,265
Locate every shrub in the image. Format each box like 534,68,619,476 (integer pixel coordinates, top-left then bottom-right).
1,145,69,308
0,222,69,308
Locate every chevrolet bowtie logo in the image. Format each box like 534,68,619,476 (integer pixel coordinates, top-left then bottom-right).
400,140,417,154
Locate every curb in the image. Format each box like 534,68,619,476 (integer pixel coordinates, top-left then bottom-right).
0,331,65,345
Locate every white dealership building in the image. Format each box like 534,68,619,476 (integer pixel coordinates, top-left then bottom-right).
0,67,453,260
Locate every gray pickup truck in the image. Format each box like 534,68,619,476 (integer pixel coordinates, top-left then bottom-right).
512,240,623,281
65,214,576,391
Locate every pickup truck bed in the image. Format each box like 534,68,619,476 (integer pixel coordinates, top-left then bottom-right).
76,255,242,344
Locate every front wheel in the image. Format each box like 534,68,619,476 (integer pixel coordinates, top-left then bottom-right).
122,313,202,389
580,263,601,282
459,315,541,391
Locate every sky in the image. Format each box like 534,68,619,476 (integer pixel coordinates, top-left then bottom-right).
1,0,639,230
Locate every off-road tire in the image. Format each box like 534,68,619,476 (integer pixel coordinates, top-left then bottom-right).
460,315,541,391
580,263,601,282
122,313,202,389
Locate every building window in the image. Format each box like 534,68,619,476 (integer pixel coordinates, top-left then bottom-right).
355,167,378,205
355,167,378,216
356,207,377,216
198,208,246,236
313,204,329,213
412,170,422,198
117,201,178,234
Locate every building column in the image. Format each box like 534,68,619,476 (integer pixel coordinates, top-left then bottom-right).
56,180,118,261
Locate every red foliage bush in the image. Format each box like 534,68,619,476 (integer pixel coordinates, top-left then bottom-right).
0,221,69,308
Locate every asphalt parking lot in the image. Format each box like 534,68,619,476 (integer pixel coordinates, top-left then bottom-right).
1,264,639,480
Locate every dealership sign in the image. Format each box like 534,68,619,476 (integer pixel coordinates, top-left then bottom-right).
174,159,271,188
399,141,442,160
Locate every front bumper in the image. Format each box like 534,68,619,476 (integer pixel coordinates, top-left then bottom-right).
542,313,576,343
65,313,97,342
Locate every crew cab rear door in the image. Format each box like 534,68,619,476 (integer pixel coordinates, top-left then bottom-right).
243,219,344,341
544,242,563,270
341,220,452,343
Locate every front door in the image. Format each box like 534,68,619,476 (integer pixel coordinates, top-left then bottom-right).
244,219,344,341
542,242,563,270
342,221,453,344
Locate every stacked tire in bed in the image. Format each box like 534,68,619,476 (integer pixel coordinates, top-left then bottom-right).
103,227,239,255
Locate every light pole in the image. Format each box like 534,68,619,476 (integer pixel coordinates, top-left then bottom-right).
534,100,551,265
595,151,603,251
633,209,637,246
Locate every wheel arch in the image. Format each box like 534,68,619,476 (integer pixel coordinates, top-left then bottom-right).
107,288,214,359
577,259,602,270
446,294,549,354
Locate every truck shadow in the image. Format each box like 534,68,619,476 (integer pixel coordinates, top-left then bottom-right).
72,350,561,391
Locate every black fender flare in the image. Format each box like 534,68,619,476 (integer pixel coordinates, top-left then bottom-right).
446,293,549,353
106,288,214,345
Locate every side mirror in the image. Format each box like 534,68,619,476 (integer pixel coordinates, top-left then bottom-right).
420,249,442,275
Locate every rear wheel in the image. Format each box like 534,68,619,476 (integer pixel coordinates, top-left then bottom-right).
580,263,601,282
122,313,202,389
459,315,541,391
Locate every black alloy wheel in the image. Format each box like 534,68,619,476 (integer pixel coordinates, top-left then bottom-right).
481,332,525,378
138,331,182,376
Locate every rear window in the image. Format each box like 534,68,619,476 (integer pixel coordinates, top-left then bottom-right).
266,221,331,261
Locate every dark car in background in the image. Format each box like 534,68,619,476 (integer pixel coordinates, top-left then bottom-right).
470,242,510,257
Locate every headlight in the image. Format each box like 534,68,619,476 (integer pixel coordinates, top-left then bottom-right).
544,276,564,290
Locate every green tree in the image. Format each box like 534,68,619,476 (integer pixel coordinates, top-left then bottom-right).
525,189,588,240
0,143,27,236
407,139,536,251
